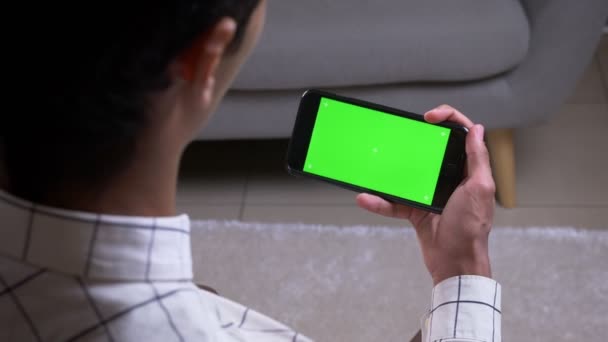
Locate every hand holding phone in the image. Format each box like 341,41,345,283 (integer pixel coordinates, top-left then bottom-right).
357,105,495,285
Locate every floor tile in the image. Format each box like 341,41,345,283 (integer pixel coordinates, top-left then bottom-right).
494,206,608,229
176,203,241,220
567,58,606,104
242,204,412,227
514,103,608,206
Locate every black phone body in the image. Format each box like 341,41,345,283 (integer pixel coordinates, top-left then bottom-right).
287,89,467,213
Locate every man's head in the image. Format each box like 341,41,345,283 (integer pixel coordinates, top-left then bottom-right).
2,1,265,204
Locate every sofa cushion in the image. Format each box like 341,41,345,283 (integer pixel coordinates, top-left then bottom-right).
233,0,530,90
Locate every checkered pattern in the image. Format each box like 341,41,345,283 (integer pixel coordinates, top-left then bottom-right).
422,275,502,342
0,191,310,341
0,190,500,341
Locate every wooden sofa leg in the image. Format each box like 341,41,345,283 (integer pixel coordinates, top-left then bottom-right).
486,128,516,208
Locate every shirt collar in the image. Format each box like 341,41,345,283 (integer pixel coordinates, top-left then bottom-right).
0,190,193,281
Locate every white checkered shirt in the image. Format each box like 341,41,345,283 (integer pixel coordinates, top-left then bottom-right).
0,190,500,341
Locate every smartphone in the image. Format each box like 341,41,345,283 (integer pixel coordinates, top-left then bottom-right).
286,89,468,213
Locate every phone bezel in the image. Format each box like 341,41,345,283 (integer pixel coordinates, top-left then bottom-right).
286,89,467,213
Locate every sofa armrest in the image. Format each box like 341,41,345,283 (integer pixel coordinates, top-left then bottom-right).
506,0,608,122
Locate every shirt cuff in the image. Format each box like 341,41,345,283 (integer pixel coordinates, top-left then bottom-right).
421,275,501,342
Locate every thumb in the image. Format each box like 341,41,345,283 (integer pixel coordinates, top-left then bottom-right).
466,125,493,183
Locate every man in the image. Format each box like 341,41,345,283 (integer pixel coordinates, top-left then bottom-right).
0,1,500,341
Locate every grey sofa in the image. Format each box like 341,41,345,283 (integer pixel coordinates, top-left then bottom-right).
200,0,608,207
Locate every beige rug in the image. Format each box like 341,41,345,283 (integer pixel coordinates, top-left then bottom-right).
191,221,608,342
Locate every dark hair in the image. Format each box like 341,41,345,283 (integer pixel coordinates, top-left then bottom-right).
1,1,261,202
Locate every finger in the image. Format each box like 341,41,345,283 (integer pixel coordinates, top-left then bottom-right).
465,125,495,192
424,104,474,129
356,193,413,220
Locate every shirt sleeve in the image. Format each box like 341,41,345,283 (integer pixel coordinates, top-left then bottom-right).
421,275,501,342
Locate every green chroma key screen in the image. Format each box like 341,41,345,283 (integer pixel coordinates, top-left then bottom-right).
303,97,451,205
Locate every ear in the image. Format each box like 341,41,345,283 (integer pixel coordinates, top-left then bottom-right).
178,17,237,106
